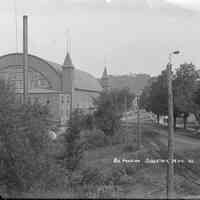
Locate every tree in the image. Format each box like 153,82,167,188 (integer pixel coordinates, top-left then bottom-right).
139,71,168,124
0,80,53,195
173,63,199,129
93,88,135,136
192,80,200,124
56,109,85,172
139,70,181,128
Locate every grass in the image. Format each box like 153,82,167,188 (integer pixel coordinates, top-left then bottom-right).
4,124,200,199
58,125,200,198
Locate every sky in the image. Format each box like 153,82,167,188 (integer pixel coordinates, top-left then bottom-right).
1,0,200,78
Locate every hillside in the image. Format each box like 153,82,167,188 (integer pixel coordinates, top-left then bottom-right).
103,73,151,94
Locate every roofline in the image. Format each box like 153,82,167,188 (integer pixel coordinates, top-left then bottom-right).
1,53,103,92
15,89,63,94
74,88,102,94
16,92,62,94
0,53,61,77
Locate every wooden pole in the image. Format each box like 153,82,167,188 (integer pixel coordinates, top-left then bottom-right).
137,95,141,150
167,62,175,199
23,15,28,104
124,95,128,143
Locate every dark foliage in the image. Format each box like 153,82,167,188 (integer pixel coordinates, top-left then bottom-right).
0,80,56,194
93,88,135,136
139,64,200,128
56,109,85,173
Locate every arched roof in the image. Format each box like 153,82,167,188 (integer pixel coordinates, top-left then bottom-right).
0,53,102,93
0,53,62,91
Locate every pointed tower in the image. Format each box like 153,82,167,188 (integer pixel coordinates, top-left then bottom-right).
101,66,109,91
62,51,75,119
62,28,74,94
62,52,74,94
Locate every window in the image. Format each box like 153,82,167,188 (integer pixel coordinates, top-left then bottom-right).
0,67,51,90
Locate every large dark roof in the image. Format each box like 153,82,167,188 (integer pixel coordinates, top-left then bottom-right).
0,53,102,93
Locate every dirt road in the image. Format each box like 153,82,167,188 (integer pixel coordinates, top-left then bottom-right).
146,125,200,152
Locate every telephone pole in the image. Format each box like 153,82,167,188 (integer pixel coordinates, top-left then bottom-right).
124,95,128,144
136,93,141,150
167,62,175,199
166,51,180,199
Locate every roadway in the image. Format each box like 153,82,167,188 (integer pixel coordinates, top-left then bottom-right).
122,112,200,152
143,124,200,152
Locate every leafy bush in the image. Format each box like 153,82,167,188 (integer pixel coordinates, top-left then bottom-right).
0,103,52,193
82,129,110,150
104,164,137,186
122,144,137,153
37,160,67,191
122,163,137,176
82,113,95,130
80,167,105,185
109,128,126,145
93,89,135,137
0,80,62,195
69,183,121,199
56,109,85,173
106,165,126,185
88,184,121,199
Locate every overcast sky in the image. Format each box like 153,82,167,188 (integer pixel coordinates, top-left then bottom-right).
1,0,200,78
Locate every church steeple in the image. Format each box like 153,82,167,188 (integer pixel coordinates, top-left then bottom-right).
60,29,75,124
102,67,108,78
63,52,73,68
101,66,109,92
63,28,73,68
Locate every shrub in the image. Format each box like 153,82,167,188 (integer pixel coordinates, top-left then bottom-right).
55,109,85,174
122,163,137,176
82,129,110,150
109,128,126,145
82,114,95,130
122,144,137,153
0,80,61,195
93,90,122,137
107,165,126,185
89,184,121,199
80,167,105,185
38,160,67,191
0,103,53,194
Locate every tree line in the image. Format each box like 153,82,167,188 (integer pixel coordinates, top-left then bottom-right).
139,62,200,129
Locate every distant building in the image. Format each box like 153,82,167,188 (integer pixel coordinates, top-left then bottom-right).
0,52,102,124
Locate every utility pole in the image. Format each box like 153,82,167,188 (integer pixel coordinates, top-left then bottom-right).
23,15,28,104
167,62,175,199
125,95,127,118
166,51,179,199
124,95,128,144
136,94,141,150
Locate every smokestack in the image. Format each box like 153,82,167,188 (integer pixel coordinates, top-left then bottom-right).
23,15,28,103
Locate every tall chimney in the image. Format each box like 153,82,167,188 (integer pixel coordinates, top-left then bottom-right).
23,15,28,104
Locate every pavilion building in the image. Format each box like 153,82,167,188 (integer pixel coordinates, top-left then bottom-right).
0,52,102,124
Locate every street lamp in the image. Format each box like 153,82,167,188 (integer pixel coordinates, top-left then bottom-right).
167,50,180,199
168,51,180,64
